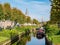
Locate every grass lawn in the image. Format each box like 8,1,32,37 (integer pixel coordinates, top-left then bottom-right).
0,29,19,43
52,35,60,43
48,35,60,45
0,36,9,42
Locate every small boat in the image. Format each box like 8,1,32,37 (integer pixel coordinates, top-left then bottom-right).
36,29,45,39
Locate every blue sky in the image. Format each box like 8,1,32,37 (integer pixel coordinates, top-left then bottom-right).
0,0,51,22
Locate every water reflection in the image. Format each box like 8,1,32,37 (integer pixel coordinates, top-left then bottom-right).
15,34,31,45
26,33,45,45
13,33,45,45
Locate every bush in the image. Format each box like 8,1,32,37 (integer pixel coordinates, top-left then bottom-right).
45,24,60,36
0,29,19,38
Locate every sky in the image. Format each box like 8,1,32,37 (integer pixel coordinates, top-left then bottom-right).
0,0,51,22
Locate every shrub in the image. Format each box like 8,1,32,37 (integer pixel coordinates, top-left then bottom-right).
45,24,60,36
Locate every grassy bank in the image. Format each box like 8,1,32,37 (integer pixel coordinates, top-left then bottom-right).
46,24,60,45
0,29,19,43
47,35,60,45
0,26,37,43
0,36,8,42
47,35,60,43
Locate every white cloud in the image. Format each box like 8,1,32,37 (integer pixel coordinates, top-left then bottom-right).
1,0,51,22
18,0,51,21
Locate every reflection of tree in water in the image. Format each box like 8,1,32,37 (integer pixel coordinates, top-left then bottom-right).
26,35,31,41
33,32,36,37
16,34,31,45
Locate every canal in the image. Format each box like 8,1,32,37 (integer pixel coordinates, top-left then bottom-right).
12,33,45,45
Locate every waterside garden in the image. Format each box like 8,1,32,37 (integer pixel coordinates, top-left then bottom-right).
45,24,60,45
0,26,38,44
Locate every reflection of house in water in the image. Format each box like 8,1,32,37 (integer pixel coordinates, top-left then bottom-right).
0,20,15,29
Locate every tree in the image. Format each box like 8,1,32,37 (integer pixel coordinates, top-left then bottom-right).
0,4,4,20
50,0,60,24
0,3,39,24
26,16,31,23
4,3,11,20
33,19,39,24
11,8,26,24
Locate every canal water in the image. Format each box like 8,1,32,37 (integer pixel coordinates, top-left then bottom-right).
12,33,45,45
